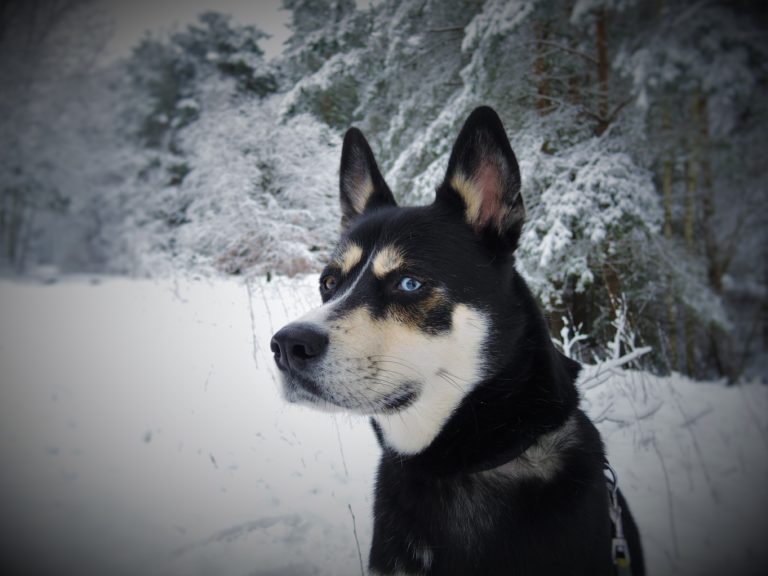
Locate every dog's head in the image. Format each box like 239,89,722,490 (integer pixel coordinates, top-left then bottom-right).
271,107,529,453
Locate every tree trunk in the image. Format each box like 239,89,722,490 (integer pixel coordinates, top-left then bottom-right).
571,287,593,347
7,187,23,262
595,8,610,136
764,245,768,354
662,103,678,371
16,204,34,273
533,21,551,116
0,0,14,43
564,0,581,106
696,93,721,293
567,49,581,106
0,189,6,258
602,247,623,353
684,127,697,377
694,91,729,378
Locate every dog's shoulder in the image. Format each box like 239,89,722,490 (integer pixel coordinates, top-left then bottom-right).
478,409,588,484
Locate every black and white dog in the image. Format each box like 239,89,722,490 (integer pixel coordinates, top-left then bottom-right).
271,107,644,575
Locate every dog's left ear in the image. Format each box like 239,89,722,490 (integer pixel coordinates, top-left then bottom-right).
339,128,397,232
437,106,525,248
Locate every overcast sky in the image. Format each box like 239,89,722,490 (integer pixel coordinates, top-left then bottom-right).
101,0,373,61
102,0,291,61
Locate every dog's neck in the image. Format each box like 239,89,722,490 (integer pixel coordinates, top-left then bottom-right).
371,337,580,476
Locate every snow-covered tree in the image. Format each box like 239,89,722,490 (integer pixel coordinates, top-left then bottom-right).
2,0,765,376
0,0,120,272
616,0,768,377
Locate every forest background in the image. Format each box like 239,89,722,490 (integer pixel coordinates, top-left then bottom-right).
1,0,766,380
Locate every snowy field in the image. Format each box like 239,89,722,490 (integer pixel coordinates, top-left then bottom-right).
0,276,766,576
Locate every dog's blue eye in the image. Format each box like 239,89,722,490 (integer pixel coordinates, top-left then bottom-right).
398,277,422,292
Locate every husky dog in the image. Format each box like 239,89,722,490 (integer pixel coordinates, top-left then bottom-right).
270,107,644,575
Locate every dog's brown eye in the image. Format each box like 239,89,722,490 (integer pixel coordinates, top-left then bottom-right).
320,275,337,292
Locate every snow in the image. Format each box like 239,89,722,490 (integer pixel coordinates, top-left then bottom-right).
0,275,375,575
0,275,766,575
580,364,768,575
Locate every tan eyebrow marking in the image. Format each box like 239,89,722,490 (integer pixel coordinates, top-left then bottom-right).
338,242,364,275
373,245,404,278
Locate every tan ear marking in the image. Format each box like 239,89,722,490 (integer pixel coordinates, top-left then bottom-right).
348,174,374,215
450,172,484,227
373,245,404,278
451,165,511,232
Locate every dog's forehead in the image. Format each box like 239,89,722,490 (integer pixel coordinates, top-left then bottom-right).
333,207,427,266
329,204,492,297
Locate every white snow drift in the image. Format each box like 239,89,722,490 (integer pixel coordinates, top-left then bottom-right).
0,276,766,575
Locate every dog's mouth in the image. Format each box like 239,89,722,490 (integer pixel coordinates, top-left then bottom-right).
378,385,417,413
280,370,418,415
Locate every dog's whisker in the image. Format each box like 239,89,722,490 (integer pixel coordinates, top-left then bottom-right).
372,367,418,383
368,355,423,372
370,360,424,381
436,371,466,394
439,369,471,384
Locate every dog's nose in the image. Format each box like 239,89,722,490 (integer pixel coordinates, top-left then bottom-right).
270,323,329,372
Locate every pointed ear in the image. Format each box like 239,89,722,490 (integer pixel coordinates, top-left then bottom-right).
437,106,525,248
339,128,397,231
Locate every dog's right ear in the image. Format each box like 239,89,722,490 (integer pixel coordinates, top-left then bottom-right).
339,128,397,232
437,106,524,250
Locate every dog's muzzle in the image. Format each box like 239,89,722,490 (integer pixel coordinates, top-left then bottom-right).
270,322,329,373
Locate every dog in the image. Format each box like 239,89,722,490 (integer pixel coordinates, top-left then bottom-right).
270,106,644,575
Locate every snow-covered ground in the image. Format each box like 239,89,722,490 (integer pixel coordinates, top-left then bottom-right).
0,276,766,576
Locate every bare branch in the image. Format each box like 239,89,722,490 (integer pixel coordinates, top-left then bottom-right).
527,40,598,65
605,96,634,125
348,504,365,576
426,26,465,33
520,91,608,125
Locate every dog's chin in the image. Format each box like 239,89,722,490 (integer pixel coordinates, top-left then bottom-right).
279,374,345,413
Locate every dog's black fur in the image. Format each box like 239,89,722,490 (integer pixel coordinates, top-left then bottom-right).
272,106,644,575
